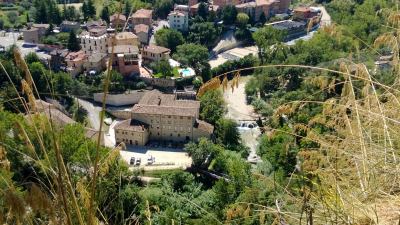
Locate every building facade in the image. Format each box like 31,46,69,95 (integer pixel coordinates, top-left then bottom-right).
65,50,87,77
168,5,189,31
134,24,149,45
130,9,153,26
142,45,171,63
80,29,108,54
114,90,213,146
109,45,140,76
109,32,139,47
110,13,127,28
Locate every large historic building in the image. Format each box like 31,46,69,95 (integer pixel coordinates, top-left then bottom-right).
114,90,214,146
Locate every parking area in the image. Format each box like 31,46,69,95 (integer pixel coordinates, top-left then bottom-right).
0,32,51,59
120,145,192,171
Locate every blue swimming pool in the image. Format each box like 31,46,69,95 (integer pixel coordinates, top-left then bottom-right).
178,68,195,77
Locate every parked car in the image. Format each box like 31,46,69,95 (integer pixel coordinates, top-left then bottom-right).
135,158,141,166
147,155,154,165
130,157,135,165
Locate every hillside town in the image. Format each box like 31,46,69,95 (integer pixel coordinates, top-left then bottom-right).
1,0,397,224
0,0,325,163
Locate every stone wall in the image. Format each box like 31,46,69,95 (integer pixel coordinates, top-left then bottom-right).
93,90,148,106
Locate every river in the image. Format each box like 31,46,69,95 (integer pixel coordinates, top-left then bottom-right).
223,76,262,163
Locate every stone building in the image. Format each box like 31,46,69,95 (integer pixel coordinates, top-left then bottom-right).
168,5,189,31
142,45,171,63
114,90,214,146
80,28,108,54
108,45,140,76
130,9,153,26
134,24,150,45
110,13,127,28
109,32,139,47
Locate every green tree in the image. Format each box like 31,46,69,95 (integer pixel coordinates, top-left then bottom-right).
36,1,48,23
259,12,266,24
215,118,240,148
257,129,298,176
67,30,81,51
124,0,132,17
0,18,4,30
101,6,110,23
87,0,96,19
154,0,174,19
151,58,173,77
108,70,124,93
155,28,185,52
221,5,237,25
173,43,210,78
184,138,221,167
199,89,226,124
25,52,40,64
236,12,249,29
188,22,220,48
7,11,18,25
197,2,209,19
253,26,286,62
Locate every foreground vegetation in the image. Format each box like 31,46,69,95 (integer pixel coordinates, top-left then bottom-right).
1,0,400,224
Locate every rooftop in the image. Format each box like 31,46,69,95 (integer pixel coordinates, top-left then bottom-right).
132,90,200,117
109,45,139,54
65,50,87,62
115,119,149,132
88,52,107,62
33,23,50,29
195,119,214,134
132,9,153,18
134,24,149,33
271,20,306,30
85,20,106,27
143,45,171,54
294,6,311,12
168,11,186,17
110,13,127,22
115,31,138,40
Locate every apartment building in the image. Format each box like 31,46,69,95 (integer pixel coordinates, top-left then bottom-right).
114,90,214,146
142,45,171,63
168,5,189,31
110,13,127,28
134,24,150,45
22,23,50,44
109,45,140,76
130,9,153,26
80,28,108,54
65,50,87,77
109,32,139,47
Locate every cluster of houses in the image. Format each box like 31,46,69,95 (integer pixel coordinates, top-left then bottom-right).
22,9,173,79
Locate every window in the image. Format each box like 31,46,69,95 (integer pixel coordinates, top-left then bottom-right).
157,132,160,135
178,134,180,137
170,133,172,136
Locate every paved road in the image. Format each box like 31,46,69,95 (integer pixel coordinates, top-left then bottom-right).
149,20,169,45
76,98,102,130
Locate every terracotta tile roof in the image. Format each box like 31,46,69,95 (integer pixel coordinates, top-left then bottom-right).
65,50,87,62
294,7,311,12
143,45,171,54
132,90,200,117
115,119,149,132
195,119,214,134
168,11,185,17
132,9,153,18
110,13,127,22
134,24,149,33
115,31,137,40
109,45,139,54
